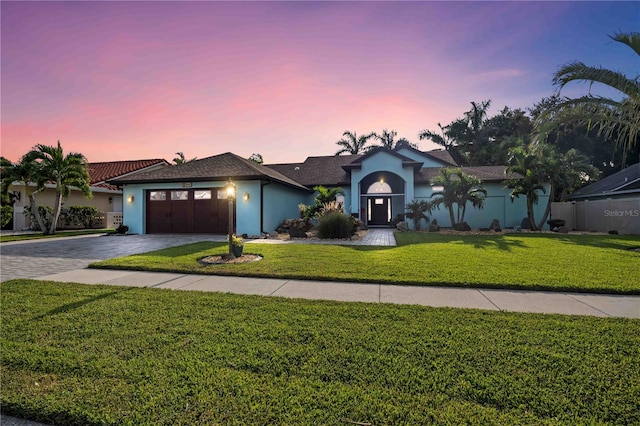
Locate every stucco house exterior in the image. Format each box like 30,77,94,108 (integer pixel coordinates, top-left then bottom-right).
110,145,549,236
6,159,169,231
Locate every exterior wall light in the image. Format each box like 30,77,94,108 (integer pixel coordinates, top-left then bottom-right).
225,179,237,257
127,195,134,204
243,192,250,202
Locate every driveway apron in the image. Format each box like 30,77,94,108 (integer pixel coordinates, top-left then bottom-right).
0,234,227,282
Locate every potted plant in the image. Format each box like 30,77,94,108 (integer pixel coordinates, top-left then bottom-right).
230,234,244,257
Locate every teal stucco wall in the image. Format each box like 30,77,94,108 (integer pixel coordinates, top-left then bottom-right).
413,182,550,229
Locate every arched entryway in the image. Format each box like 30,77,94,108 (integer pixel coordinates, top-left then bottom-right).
359,172,405,227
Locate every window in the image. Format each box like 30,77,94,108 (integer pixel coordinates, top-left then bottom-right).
171,191,189,200
375,198,384,205
149,191,166,201
367,182,392,194
194,190,211,200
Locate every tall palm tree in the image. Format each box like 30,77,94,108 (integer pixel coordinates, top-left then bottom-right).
543,32,640,161
430,167,487,228
506,146,548,230
30,141,92,234
1,155,48,231
374,129,398,149
334,131,375,155
173,152,197,165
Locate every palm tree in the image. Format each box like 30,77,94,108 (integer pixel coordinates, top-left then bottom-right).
1,155,48,231
373,129,398,149
420,100,492,165
543,32,640,161
430,167,487,228
335,131,375,155
404,199,431,231
173,152,197,165
506,146,548,230
30,141,92,234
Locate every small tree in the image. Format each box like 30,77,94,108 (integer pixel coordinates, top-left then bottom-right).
301,185,344,221
430,167,487,228
404,199,431,231
1,156,47,232
30,141,92,234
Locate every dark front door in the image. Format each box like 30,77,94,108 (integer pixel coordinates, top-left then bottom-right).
369,197,390,226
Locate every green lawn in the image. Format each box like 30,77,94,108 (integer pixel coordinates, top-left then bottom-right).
2,280,638,425
0,229,113,243
90,232,640,294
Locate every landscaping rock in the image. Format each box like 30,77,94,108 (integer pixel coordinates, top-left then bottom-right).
396,221,409,232
489,219,501,232
453,222,471,232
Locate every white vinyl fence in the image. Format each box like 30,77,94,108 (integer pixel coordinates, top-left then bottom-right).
551,198,640,235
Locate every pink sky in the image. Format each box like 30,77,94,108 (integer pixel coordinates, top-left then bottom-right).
2,1,638,164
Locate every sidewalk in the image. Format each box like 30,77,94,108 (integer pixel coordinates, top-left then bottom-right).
39,268,640,319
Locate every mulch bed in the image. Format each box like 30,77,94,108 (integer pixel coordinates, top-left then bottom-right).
200,254,262,265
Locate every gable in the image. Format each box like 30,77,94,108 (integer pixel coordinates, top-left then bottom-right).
394,146,457,167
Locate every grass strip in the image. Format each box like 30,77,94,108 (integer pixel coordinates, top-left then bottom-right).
90,233,640,294
2,279,639,425
0,229,113,243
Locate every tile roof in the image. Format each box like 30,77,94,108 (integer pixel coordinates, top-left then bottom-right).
567,164,640,200
89,159,169,190
109,152,311,192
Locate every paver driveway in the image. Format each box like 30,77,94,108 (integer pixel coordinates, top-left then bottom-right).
0,234,227,282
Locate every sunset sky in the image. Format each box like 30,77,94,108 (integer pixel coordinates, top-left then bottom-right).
2,1,638,164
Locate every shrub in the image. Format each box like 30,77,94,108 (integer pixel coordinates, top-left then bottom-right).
316,201,344,219
65,206,100,228
23,205,54,231
317,211,356,239
1,205,13,227
115,224,129,234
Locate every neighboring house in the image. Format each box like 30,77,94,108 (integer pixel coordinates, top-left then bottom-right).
552,164,639,235
7,159,169,231
110,146,548,236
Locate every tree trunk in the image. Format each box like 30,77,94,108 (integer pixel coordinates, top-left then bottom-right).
48,190,63,235
28,193,47,233
526,194,538,231
460,203,467,224
537,187,555,231
448,206,456,227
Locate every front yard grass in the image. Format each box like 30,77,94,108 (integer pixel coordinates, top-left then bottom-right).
90,232,640,294
2,279,638,425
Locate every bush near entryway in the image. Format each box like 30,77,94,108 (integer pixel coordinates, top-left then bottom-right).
317,211,356,239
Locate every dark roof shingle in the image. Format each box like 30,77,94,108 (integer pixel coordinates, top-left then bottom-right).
110,152,311,191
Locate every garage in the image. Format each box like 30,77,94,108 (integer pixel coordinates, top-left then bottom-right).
146,188,231,234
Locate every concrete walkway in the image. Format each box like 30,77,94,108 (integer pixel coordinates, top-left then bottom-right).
39,268,640,318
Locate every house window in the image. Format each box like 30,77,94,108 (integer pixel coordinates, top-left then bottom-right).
149,191,166,201
367,182,392,194
171,191,189,200
194,190,211,199
375,198,384,205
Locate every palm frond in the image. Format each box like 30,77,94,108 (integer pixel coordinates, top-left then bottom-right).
609,31,640,57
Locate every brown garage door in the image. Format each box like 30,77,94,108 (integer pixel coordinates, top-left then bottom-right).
146,189,231,234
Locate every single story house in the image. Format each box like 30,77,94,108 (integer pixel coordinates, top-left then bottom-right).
6,159,169,231
110,145,549,235
551,164,639,235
